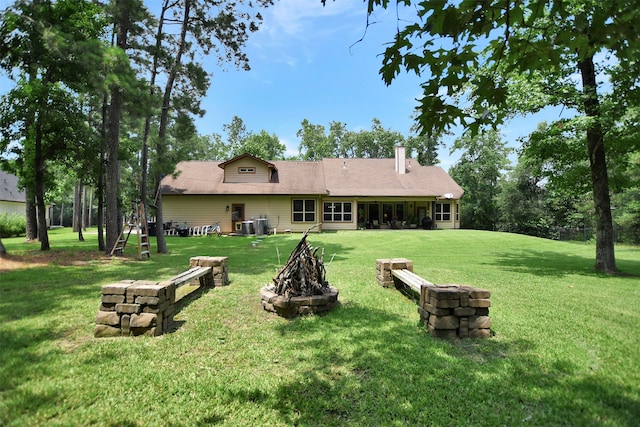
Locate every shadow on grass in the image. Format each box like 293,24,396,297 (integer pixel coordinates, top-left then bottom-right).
491,248,640,278
200,303,639,426
166,285,212,334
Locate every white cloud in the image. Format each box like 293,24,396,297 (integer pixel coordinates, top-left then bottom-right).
252,0,366,65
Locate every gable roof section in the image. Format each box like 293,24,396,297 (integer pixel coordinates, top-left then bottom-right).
161,155,463,199
322,158,463,198
162,160,326,195
0,171,26,203
217,153,278,171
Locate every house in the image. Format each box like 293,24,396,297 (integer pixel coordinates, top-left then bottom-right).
0,171,26,216
160,146,463,234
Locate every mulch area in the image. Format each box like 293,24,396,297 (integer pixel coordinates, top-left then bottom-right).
0,249,120,272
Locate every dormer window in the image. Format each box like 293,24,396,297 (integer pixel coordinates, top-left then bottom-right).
238,167,255,174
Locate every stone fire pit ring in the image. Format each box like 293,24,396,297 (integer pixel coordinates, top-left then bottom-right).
260,285,339,318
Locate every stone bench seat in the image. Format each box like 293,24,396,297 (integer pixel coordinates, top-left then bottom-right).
171,266,212,288
376,258,492,339
391,268,434,294
95,256,229,338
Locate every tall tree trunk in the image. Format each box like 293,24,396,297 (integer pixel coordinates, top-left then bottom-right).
105,0,131,254
0,237,6,255
73,182,80,232
87,187,93,228
578,54,617,274
74,182,85,241
34,115,49,251
154,0,192,254
25,188,38,241
141,0,168,239
97,93,108,251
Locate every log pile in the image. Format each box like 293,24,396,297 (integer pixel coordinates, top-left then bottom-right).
273,232,329,297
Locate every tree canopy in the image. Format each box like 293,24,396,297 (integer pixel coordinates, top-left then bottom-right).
346,0,640,273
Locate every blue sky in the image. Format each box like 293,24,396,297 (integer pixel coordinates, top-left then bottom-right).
0,0,570,170
183,0,573,168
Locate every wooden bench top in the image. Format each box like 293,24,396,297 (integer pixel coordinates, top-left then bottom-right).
171,266,212,288
391,268,434,294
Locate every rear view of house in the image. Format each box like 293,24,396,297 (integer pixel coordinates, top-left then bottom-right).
160,147,463,234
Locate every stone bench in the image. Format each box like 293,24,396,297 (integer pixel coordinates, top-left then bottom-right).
391,268,434,296
95,256,228,338
376,258,492,339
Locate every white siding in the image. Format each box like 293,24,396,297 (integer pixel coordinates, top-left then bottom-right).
0,201,25,216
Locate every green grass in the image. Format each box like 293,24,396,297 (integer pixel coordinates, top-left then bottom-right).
1,228,639,426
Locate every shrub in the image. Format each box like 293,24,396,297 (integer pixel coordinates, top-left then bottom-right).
0,213,26,237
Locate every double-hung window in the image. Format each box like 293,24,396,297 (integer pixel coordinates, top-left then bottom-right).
323,202,352,222
435,202,451,221
293,199,315,222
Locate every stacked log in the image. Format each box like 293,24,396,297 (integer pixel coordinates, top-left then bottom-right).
261,231,339,318
273,232,329,297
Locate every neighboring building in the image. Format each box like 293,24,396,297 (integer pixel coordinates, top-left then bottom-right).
160,147,463,234
0,171,26,216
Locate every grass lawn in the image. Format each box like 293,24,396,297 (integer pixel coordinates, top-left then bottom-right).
0,228,639,426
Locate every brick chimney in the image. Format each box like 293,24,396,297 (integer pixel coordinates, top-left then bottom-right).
395,145,406,175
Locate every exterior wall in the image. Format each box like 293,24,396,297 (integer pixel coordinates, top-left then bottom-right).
162,194,322,234
162,194,460,233
433,200,460,230
320,197,357,231
0,201,25,216
223,158,270,183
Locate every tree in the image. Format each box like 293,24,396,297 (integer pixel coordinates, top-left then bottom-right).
144,0,272,254
104,0,142,254
496,152,552,237
240,130,286,160
344,118,402,158
449,130,512,230
405,123,443,166
612,152,640,244
351,0,640,273
224,115,252,156
0,0,107,250
297,119,333,160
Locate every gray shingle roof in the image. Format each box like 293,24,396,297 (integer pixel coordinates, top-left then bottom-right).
0,171,26,203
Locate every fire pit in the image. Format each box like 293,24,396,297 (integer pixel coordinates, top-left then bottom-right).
260,231,339,318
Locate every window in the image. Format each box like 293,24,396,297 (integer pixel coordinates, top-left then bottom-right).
238,167,255,173
323,202,352,222
382,203,393,223
293,199,315,222
435,202,451,221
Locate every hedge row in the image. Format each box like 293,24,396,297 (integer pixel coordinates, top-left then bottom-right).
0,213,26,238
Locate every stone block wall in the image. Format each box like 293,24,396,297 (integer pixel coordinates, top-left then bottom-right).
95,256,228,338
375,258,491,339
418,284,491,338
189,256,229,286
95,280,175,337
375,258,414,287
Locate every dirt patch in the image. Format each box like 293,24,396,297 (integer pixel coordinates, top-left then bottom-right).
0,250,122,272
